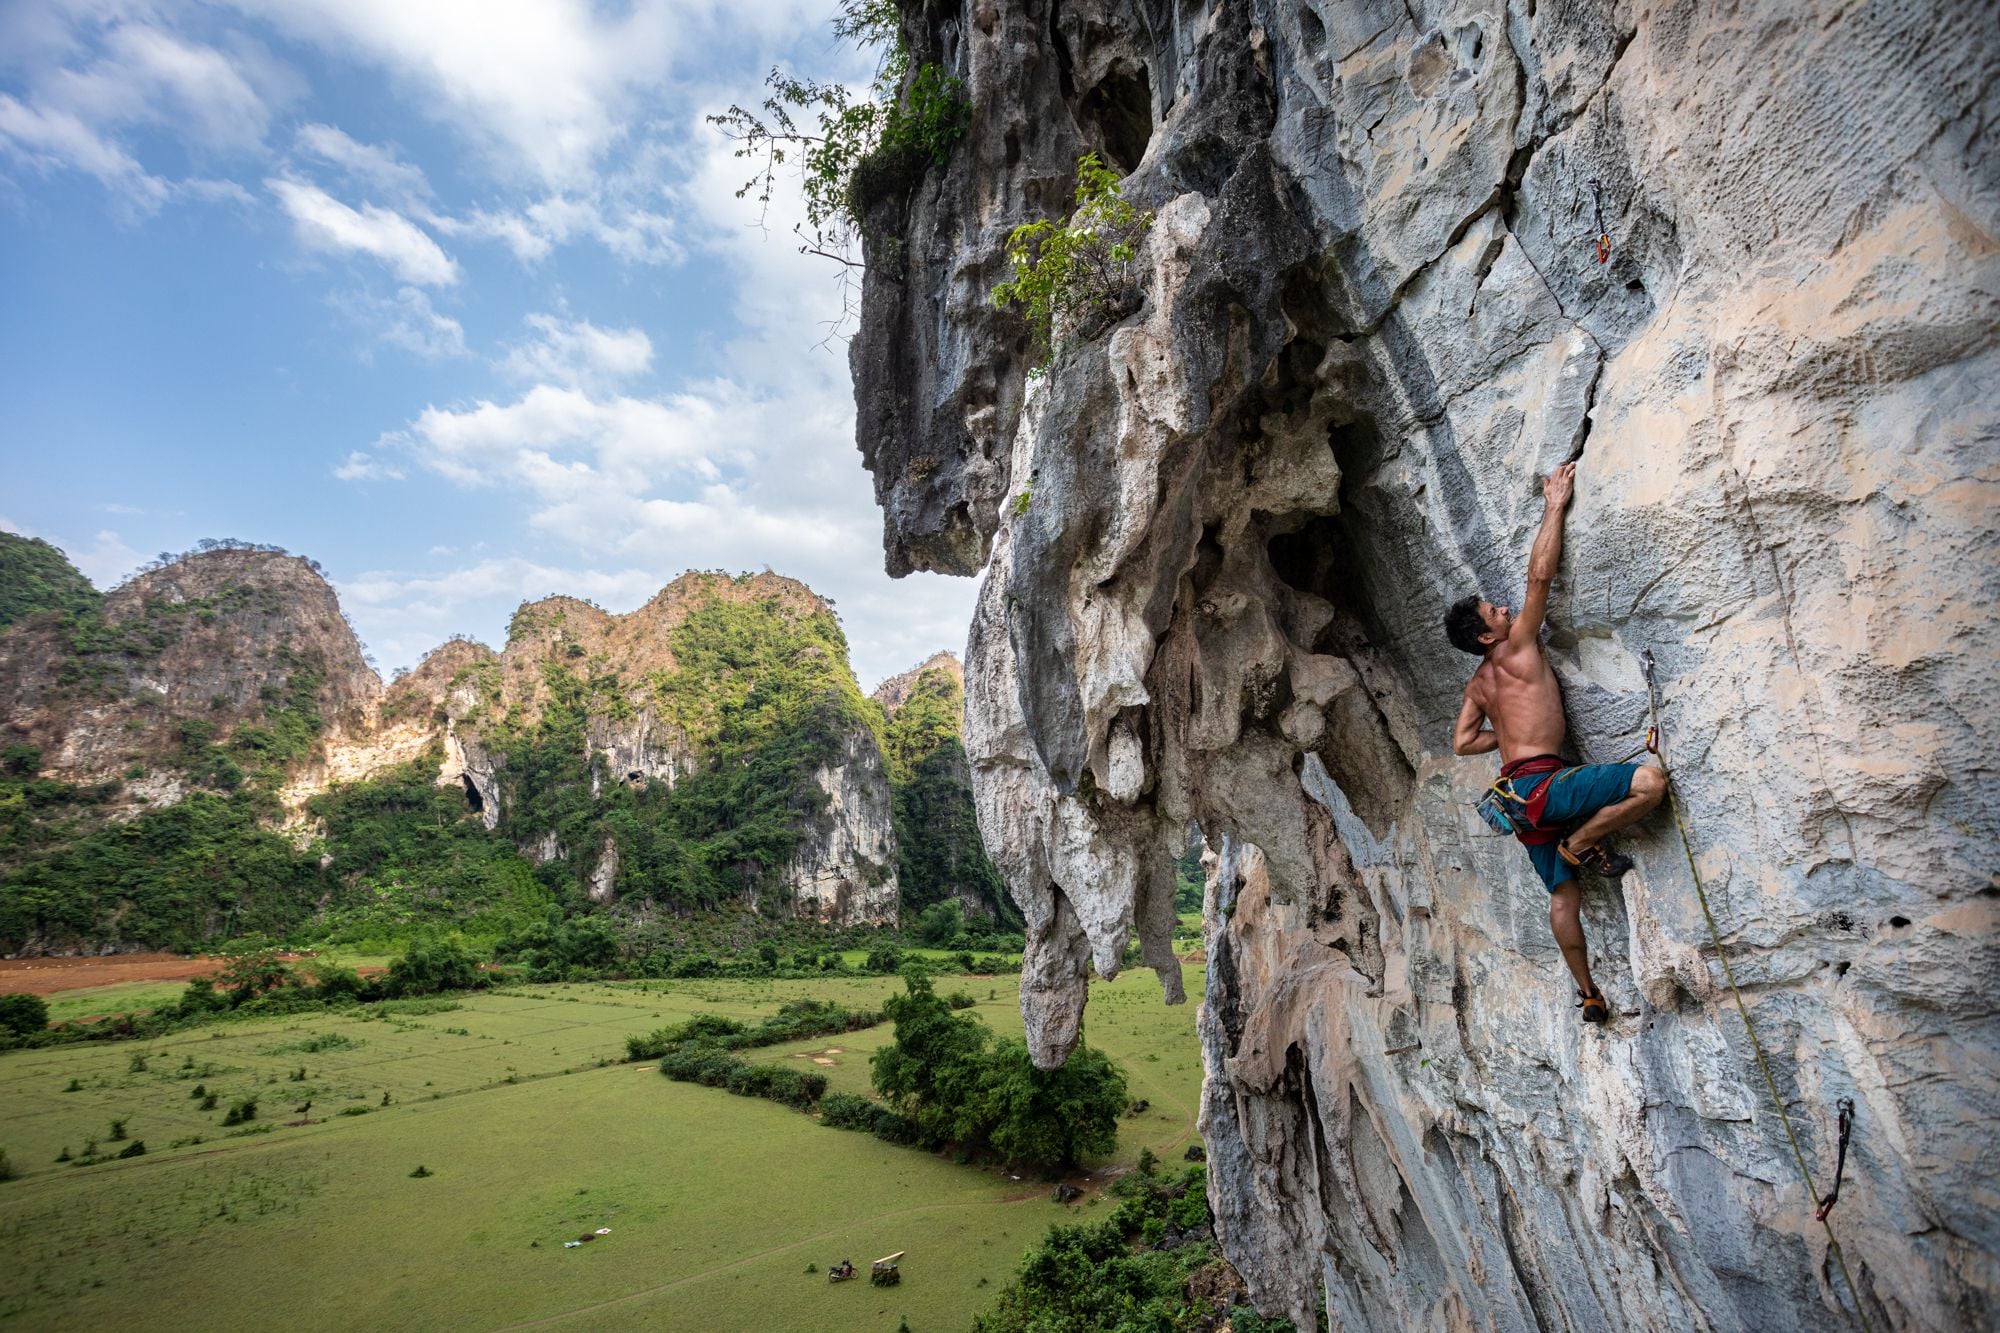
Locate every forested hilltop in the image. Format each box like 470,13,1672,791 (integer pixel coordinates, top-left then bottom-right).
0,534,1006,956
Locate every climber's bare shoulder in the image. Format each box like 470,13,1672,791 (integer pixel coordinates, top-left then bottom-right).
1469,640,1567,761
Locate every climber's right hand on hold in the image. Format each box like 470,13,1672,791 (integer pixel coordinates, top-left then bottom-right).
1544,461,1575,510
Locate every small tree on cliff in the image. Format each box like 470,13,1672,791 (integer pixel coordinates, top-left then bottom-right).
991,154,1154,372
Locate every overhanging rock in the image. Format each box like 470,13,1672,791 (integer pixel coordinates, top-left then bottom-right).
851,1,2000,1328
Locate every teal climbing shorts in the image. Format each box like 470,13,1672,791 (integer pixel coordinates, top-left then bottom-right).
1512,763,1640,892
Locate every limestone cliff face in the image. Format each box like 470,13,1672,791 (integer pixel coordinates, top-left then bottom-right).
787,725,900,925
337,573,902,928
853,2,1998,1329
0,548,380,802
1,559,909,937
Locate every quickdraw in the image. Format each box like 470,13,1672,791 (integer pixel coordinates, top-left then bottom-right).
1817,1097,1856,1222
1590,179,1611,264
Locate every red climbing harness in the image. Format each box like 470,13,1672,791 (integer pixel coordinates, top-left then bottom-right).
1495,753,1568,845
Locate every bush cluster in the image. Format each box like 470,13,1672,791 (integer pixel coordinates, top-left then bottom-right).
856,972,1128,1173
626,997,882,1062
817,1090,921,1144
654,1044,829,1110
974,1163,1296,1332
630,996,881,1114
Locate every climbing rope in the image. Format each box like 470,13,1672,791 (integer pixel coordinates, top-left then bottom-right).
1638,649,1871,1331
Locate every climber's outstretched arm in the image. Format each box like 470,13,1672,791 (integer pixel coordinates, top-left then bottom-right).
1509,463,1575,651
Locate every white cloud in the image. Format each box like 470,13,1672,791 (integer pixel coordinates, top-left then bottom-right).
222,0,680,188
269,176,458,285
294,122,431,204
333,285,467,360
0,18,291,212
333,450,406,481
500,313,652,388
46,24,275,152
385,383,739,490
0,91,171,211
437,193,680,266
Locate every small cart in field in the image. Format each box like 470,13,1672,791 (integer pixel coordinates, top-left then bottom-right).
870,1251,905,1287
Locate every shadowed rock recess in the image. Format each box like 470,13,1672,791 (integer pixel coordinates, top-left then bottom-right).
850,2,1998,1328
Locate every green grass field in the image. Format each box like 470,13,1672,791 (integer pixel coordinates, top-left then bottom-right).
0,964,1204,1331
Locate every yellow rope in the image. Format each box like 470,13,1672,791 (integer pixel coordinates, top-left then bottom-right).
1643,657,1871,1330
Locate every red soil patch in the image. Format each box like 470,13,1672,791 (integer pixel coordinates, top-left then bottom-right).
0,953,229,996
0,951,351,997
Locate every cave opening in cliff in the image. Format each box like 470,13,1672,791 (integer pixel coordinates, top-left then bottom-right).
460,774,483,814
1080,62,1154,175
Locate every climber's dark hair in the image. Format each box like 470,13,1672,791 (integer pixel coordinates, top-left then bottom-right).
1444,595,1491,655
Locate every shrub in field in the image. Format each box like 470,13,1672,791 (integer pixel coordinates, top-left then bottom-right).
818,1092,879,1131
177,978,228,1017
306,964,367,1003
863,972,1127,1171
383,937,480,997
978,1040,1126,1172
765,1067,827,1109
107,1118,127,1141
221,1097,257,1126
946,990,976,1010
627,1000,880,1061
117,1140,146,1158
0,992,48,1036
0,1146,12,1180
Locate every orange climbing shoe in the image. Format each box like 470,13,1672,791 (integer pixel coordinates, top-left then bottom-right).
1559,839,1634,878
1577,987,1610,1025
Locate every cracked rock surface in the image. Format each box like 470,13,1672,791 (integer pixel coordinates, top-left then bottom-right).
852,0,1998,1328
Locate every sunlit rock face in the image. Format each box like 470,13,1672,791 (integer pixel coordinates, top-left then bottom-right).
853,0,1999,1327
787,726,901,926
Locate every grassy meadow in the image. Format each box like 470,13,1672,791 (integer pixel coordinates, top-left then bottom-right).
0,963,1205,1331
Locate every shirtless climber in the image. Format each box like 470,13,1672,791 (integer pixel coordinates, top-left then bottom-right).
1444,462,1665,1024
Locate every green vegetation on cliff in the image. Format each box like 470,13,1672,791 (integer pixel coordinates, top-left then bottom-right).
309,756,552,942
0,624,337,952
880,662,1010,922
489,585,881,911
0,787,320,952
0,533,99,629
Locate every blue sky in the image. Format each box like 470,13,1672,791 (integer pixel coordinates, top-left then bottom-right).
0,0,978,690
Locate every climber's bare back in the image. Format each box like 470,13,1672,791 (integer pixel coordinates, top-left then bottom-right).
1465,643,1567,763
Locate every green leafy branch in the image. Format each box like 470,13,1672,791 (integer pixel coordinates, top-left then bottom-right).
990,154,1153,373
706,0,966,295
